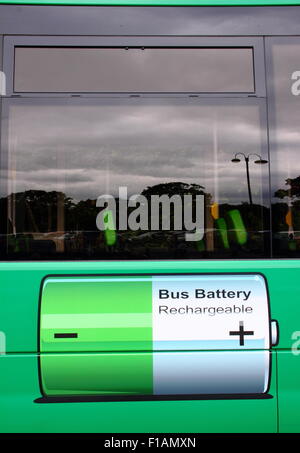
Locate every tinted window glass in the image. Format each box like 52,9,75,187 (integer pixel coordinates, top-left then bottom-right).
14,47,255,93
0,98,269,260
267,38,300,257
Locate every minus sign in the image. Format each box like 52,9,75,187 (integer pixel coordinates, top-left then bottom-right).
54,333,78,338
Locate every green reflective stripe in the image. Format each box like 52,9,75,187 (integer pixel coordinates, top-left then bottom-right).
215,217,229,249
196,239,205,252
43,313,151,329
103,210,117,246
226,209,247,246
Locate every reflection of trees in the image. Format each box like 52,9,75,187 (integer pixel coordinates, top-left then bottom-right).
275,176,300,200
0,183,270,258
141,182,205,198
5,190,74,233
141,182,207,232
5,176,300,257
68,199,98,231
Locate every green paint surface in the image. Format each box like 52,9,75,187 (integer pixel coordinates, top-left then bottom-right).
0,260,297,353
277,351,300,433
0,353,278,432
0,259,298,431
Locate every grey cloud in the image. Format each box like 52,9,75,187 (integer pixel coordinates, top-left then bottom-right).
5,100,266,206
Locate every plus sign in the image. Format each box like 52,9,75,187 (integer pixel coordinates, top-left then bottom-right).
229,321,254,346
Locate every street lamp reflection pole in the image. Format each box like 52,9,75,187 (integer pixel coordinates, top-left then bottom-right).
231,153,268,205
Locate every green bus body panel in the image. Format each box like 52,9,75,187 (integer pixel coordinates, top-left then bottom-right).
277,351,300,433
0,260,296,432
0,260,297,353
1,1,300,6
0,353,278,433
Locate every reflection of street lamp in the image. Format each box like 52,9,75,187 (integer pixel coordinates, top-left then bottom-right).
231,153,268,205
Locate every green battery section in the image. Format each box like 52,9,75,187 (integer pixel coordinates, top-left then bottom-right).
40,353,154,396
40,277,152,352
40,277,153,395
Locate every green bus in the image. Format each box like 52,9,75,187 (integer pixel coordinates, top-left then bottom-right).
1,0,300,434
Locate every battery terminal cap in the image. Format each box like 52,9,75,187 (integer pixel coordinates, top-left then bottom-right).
271,320,279,347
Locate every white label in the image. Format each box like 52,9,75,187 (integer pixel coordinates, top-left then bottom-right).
152,274,270,350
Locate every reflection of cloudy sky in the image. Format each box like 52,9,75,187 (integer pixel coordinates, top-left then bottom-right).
4,101,267,205
7,6,300,36
268,40,300,201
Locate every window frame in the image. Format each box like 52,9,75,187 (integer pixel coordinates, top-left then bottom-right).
3,36,266,98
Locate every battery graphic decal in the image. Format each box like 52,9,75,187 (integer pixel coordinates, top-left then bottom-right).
39,274,278,398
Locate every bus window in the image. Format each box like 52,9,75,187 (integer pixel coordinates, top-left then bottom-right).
267,38,300,257
0,98,269,260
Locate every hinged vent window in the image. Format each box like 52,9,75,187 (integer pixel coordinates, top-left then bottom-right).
13,47,255,93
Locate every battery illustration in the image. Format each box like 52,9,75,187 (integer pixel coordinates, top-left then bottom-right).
39,274,278,397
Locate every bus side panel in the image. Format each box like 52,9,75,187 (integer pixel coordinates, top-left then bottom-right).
277,351,300,433
0,259,296,433
0,260,297,353
0,353,278,433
